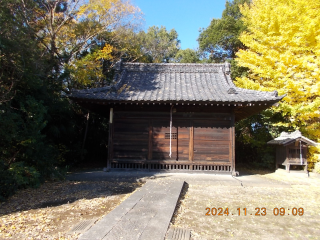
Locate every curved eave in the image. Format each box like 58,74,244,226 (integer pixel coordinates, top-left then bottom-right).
69,95,283,122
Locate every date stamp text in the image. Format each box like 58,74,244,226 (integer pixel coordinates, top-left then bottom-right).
205,207,304,216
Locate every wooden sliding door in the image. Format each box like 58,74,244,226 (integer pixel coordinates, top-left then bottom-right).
192,119,231,163
113,118,149,160
152,120,190,160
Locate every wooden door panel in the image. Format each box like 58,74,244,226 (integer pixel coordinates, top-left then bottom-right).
193,119,231,162
113,119,149,160
152,120,176,160
176,121,189,160
152,120,189,160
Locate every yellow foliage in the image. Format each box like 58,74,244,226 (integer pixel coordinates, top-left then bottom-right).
309,145,320,167
35,0,142,72
61,0,141,85
67,44,113,86
235,0,320,164
77,0,140,25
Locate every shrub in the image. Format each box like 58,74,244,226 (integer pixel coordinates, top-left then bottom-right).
0,162,16,202
9,162,40,188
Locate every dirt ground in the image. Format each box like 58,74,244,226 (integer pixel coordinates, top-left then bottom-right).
0,170,319,240
171,170,320,240
0,180,142,240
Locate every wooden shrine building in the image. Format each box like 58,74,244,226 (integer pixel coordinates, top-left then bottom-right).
70,62,284,175
267,130,318,172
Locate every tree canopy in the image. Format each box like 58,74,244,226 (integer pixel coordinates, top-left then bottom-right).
0,0,143,201
198,0,249,62
66,25,181,88
235,0,320,164
137,26,180,63
173,48,200,63
29,0,141,70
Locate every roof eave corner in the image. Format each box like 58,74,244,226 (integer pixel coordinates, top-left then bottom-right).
278,93,287,100
300,136,319,147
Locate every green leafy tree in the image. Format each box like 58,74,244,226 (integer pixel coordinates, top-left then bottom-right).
0,0,84,200
198,0,250,80
137,26,180,63
235,110,287,169
173,48,200,63
198,0,249,61
106,28,152,63
0,0,54,199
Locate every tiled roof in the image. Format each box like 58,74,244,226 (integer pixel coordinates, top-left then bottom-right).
267,130,318,146
70,62,284,103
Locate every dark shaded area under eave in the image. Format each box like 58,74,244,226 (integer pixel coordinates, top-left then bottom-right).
70,98,279,122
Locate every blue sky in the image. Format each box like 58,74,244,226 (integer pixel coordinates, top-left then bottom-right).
133,0,226,50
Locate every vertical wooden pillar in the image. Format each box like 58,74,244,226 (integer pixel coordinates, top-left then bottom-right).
285,146,289,172
176,126,179,161
107,108,114,169
231,111,236,175
189,120,194,169
148,119,153,160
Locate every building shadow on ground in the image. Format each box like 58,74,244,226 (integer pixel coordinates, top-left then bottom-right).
0,170,167,217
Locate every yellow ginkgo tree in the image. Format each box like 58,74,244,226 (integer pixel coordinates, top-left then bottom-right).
235,0,320,166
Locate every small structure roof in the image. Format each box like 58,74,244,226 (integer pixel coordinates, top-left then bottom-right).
267,130,318,146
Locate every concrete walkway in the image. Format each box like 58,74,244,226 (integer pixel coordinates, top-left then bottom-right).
78,179,185,240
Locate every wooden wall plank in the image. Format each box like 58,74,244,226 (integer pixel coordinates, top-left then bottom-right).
107,108,114,168
148,120,153,160
113,118,149,160
231,111,235,173
189,123,194,161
